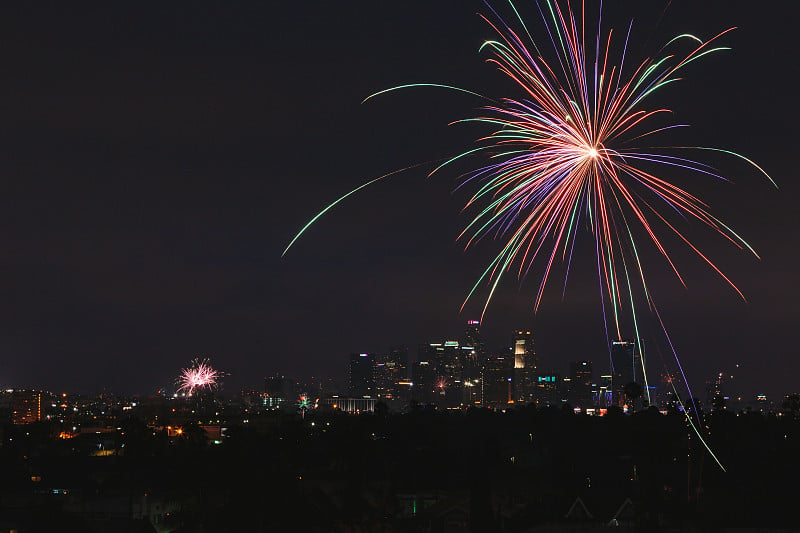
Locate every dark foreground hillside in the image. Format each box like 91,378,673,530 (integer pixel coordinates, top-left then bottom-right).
1,406,798,532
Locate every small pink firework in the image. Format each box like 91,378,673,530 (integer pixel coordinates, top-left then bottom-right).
176,358,220,396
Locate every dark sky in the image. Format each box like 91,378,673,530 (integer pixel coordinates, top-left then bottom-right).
0,1,796,398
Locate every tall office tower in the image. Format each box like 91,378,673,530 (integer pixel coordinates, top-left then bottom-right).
411,359,436,404
11,390,42,424
463,320,484,359
441,341,466,408
569,361,593,407
482,354,514,407
373,354,391,399
610,339,641,407
459,344,481,405
387,346,412,403
461,321,483,404
512,330,537,404
348,353,376,398
418,341,464,407
374,348,407,403
442,341,463,382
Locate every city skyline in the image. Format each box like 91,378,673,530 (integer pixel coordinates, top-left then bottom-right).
0,1,796,398
2,318,785,410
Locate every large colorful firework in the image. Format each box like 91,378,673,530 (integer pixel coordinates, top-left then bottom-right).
448,3,771,322
176,358,220,396
284,1,772,468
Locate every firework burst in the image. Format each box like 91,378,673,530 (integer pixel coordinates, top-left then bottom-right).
443,2,773,328
285,2,772,325
283,1,773,469
176,359,220,396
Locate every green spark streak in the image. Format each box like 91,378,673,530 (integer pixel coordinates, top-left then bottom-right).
665,34,704,47
684,147,777,188
429,147,487,178
361,84,487,104
669,379,727,472
282,163,430,257
507,0,539,55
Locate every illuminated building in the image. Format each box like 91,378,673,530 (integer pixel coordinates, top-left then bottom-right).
462,320,484,405
439,341,465,407
593,374,613,407
264,374,288,409
569,361,593,407
374,347,408,403
427,341,463,380
535,372,562,406
463,320,484,368
512,330,537,404
411,359,435,404
240,389,268,412
482,354,514,407
462,375,481,405
349,353,375,398
610,339,642,408
323,396,376,413
12,390,42,424
417,341,465,407
752,393,771,413
373,353,392,398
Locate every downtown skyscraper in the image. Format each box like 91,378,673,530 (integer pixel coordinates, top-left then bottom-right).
513,330,537,404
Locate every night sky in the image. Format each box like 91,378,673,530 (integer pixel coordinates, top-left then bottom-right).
0,1,797,398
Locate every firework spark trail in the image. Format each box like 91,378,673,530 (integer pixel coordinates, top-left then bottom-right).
437,1,773,469
177,359,220,396
281,162,439,258
438,1,772,399
283,1,774,469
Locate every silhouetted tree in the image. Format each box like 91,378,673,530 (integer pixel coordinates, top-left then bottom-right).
782,394,800,419
623,382,643,411
374,400,389,419
178,422,208,451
